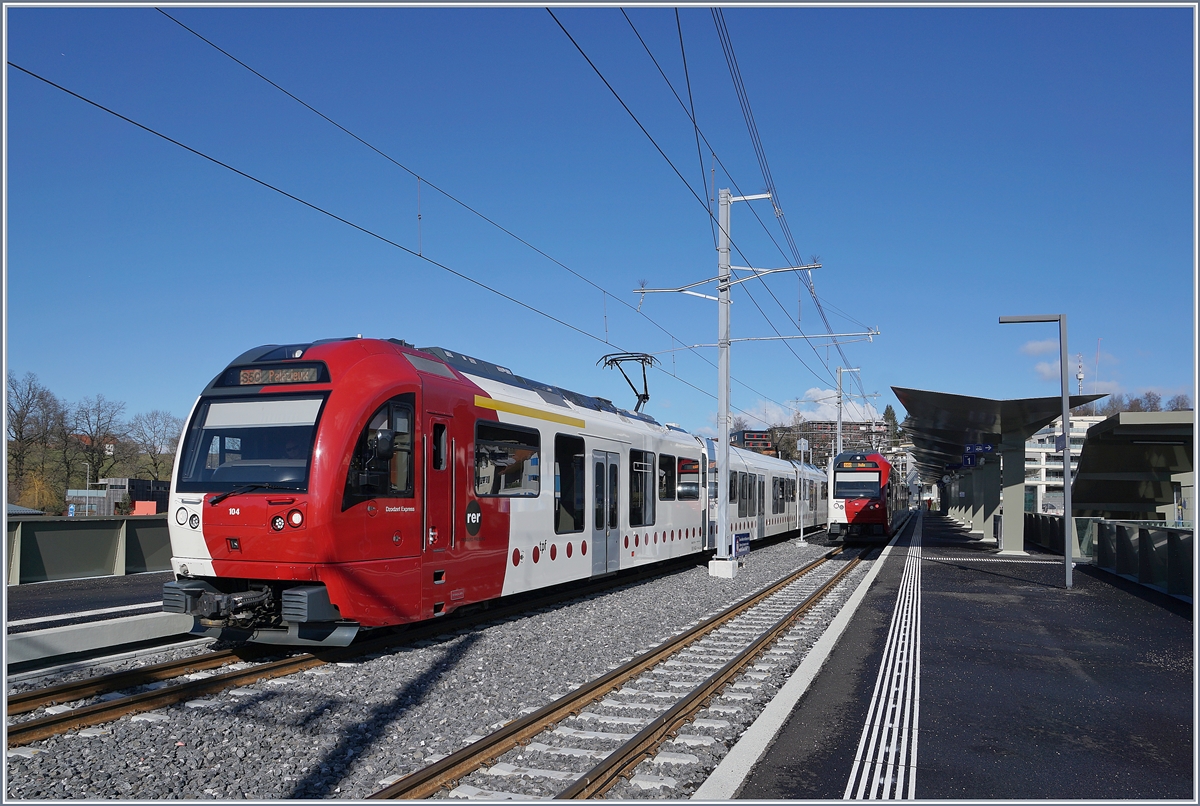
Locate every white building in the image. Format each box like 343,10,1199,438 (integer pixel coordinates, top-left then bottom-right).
1023,414,1105,514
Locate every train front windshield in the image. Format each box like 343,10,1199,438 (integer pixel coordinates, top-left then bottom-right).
176,396,325,492
833,471,880,499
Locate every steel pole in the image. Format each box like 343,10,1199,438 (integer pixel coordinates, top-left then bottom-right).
1059,314,1073,588
716,188,731,563
836,367,843,457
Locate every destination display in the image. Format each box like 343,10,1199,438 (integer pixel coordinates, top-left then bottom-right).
239,367,320,385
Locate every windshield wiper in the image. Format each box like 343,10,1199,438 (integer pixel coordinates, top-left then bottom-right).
209,483,294,506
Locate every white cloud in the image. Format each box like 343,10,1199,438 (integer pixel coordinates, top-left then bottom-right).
1020,339,1059,356
1034,360,1060,381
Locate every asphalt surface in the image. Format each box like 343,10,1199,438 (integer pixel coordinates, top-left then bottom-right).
738,513,1194,800
5,571,172,632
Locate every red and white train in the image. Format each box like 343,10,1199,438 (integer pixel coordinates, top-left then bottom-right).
826,450,906,542
163,337,829,646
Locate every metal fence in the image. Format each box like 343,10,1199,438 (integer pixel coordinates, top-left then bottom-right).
5,515,172,585
1021,512,1192,601
1094,520,1193,600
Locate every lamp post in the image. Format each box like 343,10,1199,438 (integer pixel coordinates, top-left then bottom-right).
1000,313,1073,588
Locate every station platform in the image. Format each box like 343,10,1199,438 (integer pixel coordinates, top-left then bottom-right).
5,571,193,668
705,512,1194,800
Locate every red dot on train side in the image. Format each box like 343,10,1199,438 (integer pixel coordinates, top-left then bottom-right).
511,548,520,566
533,546,540,563
625,535,630,548
566,542,573,558
550,544,557,561
635,535,640,547
581,541,587,555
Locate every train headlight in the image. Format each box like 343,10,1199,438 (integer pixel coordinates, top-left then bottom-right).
175,507,189,526
188,513,200,530
271,515,286,531
287,509,304,528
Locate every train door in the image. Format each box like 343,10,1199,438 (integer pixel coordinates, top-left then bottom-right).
591,450,620,575
757,476,766,537
424,416,453,552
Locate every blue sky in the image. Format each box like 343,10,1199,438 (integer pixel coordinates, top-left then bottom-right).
4,5,1195,437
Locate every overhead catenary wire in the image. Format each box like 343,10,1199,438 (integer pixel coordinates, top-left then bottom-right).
711,8,871,403
7,60,790,432
554,8,837,392
621,9,839,384
153,7,805,424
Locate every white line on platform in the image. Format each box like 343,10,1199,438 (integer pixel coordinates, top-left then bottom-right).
692,522,908,800
7,601,162,628
845,512,923,800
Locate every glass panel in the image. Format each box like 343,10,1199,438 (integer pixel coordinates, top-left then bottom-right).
177,396,324,492
432,423,447,471
658,454,676,500
834,471,880,499
594,461,606,531
475,422,540,497
608,462,619,530
554,435,586,534
630,449,655,527
677,457,700,501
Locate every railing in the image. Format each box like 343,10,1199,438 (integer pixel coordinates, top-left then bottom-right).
1022,513,1192,602
1094,521,1192,601
5,515,172,585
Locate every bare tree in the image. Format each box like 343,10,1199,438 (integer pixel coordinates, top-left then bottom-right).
1141,391,1163,412
128,410,186,481
6,372,56,501
73,394,135,483
1167,393,1192,411
730,415,749,435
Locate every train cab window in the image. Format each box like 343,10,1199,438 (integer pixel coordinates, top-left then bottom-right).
677,457,700,501
475,422,540,497
630,449,656,527
554,435,586,534
432,423,447,471
658,454,676,501
343,396,414,509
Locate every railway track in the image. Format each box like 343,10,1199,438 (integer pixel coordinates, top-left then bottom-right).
368,545,869,800
7,542,786,748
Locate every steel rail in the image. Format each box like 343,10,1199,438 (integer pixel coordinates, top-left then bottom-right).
557,548,873,798
368,547,843,799
6,646,274,716
7,543,774,746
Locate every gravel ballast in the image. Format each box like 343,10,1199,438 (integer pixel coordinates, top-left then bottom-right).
6,535,876,800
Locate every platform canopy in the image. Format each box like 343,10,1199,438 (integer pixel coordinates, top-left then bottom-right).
1072,411,1194,519
892,387,1105,484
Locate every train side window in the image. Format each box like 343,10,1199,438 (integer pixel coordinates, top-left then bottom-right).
749,474,758,517
658,453,676,501
630,449,656,527
677,457,700,501
738,472,748,519
821,481,828,501
475,421,540,497
343,396,414,509
432,423,447,471
729,471,738,503
554,434,585,534
594,461,605,531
